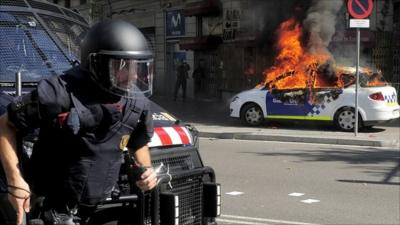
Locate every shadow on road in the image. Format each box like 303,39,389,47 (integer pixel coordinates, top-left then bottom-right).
337,179,400,186
242,146,400,186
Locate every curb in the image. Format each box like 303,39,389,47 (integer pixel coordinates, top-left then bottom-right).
199,132,397,148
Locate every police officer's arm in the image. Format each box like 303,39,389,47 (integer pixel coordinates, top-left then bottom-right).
0,89,42,225
0,114,31,225
132,145,157,191
128,103,157,191
0,79,66,225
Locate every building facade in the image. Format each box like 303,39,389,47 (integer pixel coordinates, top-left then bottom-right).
50,0,399,101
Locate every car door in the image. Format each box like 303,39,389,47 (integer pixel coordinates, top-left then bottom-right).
303,88,343,122
265,88,307,120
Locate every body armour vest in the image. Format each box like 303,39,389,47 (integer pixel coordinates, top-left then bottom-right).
28,67,146,207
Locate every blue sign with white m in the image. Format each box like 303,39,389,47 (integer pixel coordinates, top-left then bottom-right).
166,10,185,37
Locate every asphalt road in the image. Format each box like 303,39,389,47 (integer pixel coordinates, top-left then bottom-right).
199,138,400,225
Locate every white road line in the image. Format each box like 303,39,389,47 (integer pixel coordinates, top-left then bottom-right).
221,214,318,225
288,192,305,197
217,218,270,225
301,199,320,204
226,191,244,196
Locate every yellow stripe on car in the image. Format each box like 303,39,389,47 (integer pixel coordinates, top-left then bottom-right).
266,115,332,121
385,102,399,107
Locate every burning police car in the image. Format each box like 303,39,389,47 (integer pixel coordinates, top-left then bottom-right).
230,18,399,132
0,1,220,224
230,66,399,131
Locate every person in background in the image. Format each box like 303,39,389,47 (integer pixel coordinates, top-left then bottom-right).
244,62,257,88
192,59,206,100
173,60,190,101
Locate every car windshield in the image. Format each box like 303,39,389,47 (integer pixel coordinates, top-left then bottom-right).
0,11,88,82
339,69,388,88
264,66,388,90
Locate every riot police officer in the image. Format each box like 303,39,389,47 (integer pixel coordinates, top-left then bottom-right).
0,19,157,225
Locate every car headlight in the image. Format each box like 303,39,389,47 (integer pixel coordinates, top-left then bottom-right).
185,124,199,149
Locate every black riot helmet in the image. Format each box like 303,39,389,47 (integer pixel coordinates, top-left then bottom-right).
80,19,154,98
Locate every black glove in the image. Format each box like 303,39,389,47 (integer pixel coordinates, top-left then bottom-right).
131,164,147,181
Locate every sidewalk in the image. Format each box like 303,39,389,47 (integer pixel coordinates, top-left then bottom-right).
151,95,400,148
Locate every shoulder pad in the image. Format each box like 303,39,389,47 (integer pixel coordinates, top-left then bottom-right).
37,76,71,115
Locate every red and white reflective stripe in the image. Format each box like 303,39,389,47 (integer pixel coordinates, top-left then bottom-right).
173,126,191,144
148,126,193,147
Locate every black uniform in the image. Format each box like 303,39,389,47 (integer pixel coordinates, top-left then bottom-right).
6,66,153,208
0,93,12,115
173,63,190,100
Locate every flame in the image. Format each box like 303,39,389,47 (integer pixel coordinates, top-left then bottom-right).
365,70,387,87
261,19,385,90
263,19,331,89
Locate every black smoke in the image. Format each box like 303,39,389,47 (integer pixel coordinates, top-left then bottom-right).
257,0,344,54
257,0,312,49
303,0,344,54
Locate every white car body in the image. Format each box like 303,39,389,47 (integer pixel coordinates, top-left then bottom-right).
230,84,399,130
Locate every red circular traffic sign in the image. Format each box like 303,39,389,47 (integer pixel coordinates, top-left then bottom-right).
347,0,373,19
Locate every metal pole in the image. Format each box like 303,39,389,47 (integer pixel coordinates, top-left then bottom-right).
354,28,360,136
16,70,22,97
106,0,113,18
15,70,23,224
89,0,93,25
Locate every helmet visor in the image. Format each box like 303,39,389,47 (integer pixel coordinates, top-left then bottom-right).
108,58,154,98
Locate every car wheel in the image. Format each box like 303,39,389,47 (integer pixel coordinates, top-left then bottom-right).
334,107,362,132
241,103,264,126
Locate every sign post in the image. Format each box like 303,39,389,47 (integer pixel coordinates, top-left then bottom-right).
355,28,360,136
347,0,373,136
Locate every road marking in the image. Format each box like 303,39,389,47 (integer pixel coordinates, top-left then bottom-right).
220,214,318,225
301,199,320,204
226,191,244,196
218,218,270,225
288,192,305,197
